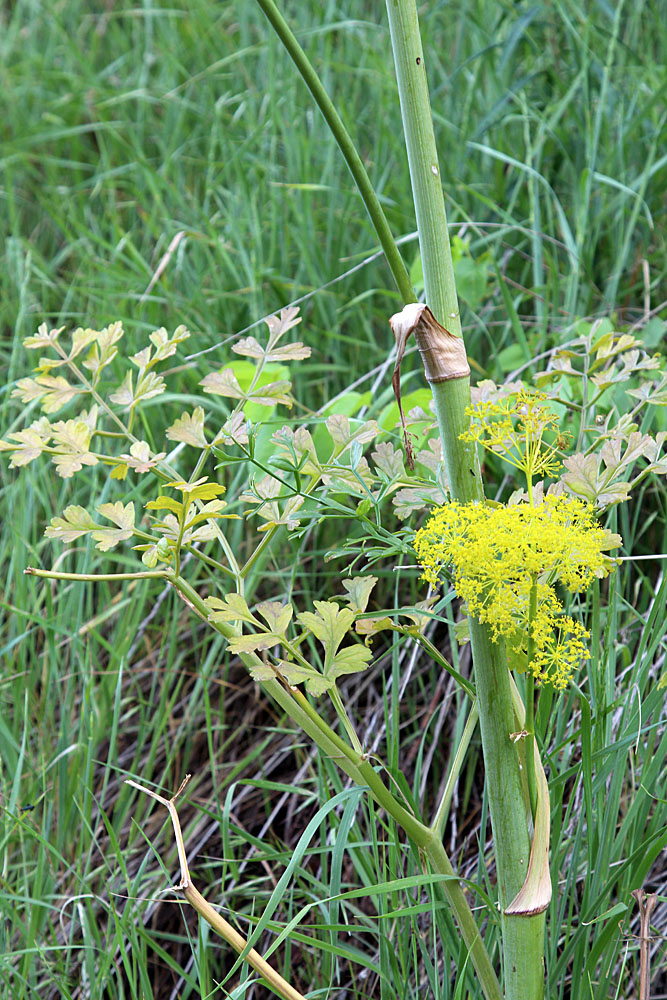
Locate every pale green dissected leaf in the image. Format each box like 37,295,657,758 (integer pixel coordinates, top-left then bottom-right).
233,335,311,363
322,457,375,495
297,601,356,657
371,441,405,479
45,506,99,543
146,495,183,515
51,418,98,478
341,576,378,613
68,327,99,361
240,476,304,530
131,346,152,370
302,673,335,696
247,661,278,683
256,495,304,531
91,501,136,551
81,322,124,381
326,414,379,451
109,371,134,408
152,513,180,539
256,601,293,635
167,478,226,502
12,375,80,413
205,593,258,626
34,354,66,373
24,323,65,350
134,371,166,405
110,370,165,409
215,411,249,446
0,421,52,467
392,484,446,519
45,502,134,552
185,499,230,530
96,501,136,530
273,425,321,475
149,324,190,361
264,306,301,345
247,658,323,689
416,438,444,474
200,368,244,399
590,331,637,368
329,644,372,677
247,379,293,408
240,474,281,505
116,440,165,474
276,660,324,690
355,616,395,640
626,375,667,407
229,633,282,654
601,431,658,476
561,453,631,507
166,407,208,448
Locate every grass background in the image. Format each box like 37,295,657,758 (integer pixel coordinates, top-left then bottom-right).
1,1,666,998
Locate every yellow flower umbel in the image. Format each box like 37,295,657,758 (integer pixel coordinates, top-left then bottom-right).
415,495,619,688
415,390,621,689
461,388,567,504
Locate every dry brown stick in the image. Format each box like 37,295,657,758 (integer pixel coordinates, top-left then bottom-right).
125,775,308,1000
631,888,657,1000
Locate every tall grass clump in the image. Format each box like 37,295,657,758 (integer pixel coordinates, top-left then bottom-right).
1,2,665,999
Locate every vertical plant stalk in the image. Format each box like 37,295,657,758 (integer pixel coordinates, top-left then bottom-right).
385,2,545,997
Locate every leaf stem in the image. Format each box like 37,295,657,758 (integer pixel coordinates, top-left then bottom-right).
253,0,414,304
25,567,169,582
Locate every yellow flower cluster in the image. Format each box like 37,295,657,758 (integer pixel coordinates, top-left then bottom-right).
414,495,619,688
461,389,566,489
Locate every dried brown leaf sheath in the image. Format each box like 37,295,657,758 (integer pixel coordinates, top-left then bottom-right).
389,304,470,470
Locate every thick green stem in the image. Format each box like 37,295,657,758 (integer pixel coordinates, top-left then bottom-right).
254,0,414,304
384,0,460,335
386,3,544,997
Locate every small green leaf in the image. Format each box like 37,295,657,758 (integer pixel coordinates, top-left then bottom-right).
24,323,65,351
51,419,98,478
45,506,99,543
200,368,244,399
205,593,258,626
92,501,136,551
12,375,79,414
229,633,280,654
146,496,183,515
233,335,311,363
149,324,190,361
297,601,356,654
256,601,293,635
329,644,372,679
166,407,208,448
371,441,405,479
341,576,378,614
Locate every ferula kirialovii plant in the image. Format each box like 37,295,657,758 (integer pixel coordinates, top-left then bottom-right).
4,2,667,1000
